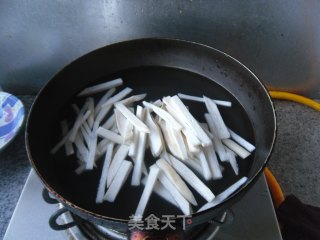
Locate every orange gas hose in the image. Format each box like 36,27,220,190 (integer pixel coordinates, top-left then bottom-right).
269,91,320,111
264,167,285,208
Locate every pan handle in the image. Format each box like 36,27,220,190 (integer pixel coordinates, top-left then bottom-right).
209,209,234,227
49,208,77,231
42,188,59,204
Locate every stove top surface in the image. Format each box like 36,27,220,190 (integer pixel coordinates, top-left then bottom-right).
4,170,282,240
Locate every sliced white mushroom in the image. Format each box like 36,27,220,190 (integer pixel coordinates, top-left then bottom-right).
120,94,147,106
128,126,139,158
183,158,203,176
103,160,133,202
152,99,163,107
95,88,116,115
168,96,212,147
177,93,205,103
80,126,90,146
85,131,98,169
75,163,86,175
177,93,232,107
82,121,91,136
228,127,255,152
115,109,127,135
78,78,123,97
203,146,223,180
101,87,133,109
204,113,228,161
158,120,189,160
114,109,133,142
160,150,173,165
114,102,150,133
107,144,130,187
162,96,181,118
111,123,119,133
141,177,178,207
169,155,215,202
74,133,88,160
168,127,189,161
222,138,251,159
158,171,192,215
131,106,148,186
225,148,239,175
181,129,201,153
101,113,116,130
60,120,74,156
197,177,248,212
93,105,112,131
97,126,124,144
69,110,91,142
145,110,164,157
87,97,95,128
76,152,85,164
122,120,134,143
159,118,188,161
199,123,214,140
131,155,148,176
163,104,194,154
143,101,183,131
51,111,91,154
50,133,71,154
135,165,160,216
197,150,212,181
96,143,114,203
203,96,230,139
156,158,197,206
158,120,176,157
97,138,109,155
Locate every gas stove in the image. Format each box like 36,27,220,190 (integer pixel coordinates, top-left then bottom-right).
4,170,282,240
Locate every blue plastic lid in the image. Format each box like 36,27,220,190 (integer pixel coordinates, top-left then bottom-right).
0,92,25,151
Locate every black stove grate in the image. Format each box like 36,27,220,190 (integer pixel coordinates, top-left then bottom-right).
71,212,224,240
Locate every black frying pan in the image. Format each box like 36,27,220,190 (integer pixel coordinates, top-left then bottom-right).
26,38,276,231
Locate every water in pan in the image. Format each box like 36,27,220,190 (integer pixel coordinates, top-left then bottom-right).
50,66,255,220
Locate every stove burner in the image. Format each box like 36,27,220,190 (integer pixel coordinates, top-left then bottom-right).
73,212,214,240
60,206,225,240
42,189,226,240
72,213,126,240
